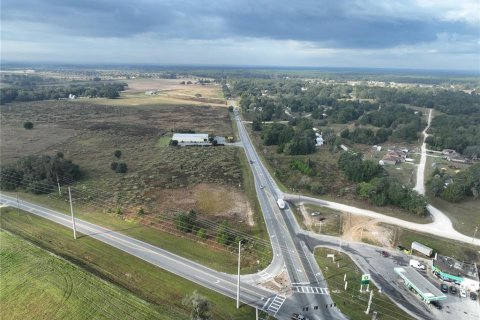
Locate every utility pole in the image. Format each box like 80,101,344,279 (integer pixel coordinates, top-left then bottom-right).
339,214,343,252
56,175,62,196
68,187,77,240
255,307,258,320
473,226,478,244
16,193,20,213
236,240,241,309
365,290,373,314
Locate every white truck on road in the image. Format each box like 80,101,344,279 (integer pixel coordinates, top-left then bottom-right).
409,259,426,270
277,199,286,209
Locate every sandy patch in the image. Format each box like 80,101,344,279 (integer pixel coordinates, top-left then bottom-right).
342,213,393,247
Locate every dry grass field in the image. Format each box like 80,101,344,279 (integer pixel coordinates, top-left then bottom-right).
0,100,254,225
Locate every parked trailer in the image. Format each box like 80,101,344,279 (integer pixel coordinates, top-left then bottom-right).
277,199,286,209
411,241,433,257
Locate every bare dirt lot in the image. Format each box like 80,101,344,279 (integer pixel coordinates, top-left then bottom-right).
1,100,253,226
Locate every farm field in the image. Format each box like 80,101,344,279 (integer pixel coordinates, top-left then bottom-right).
0,230,173,320
87,77,226,107
0,207,257,319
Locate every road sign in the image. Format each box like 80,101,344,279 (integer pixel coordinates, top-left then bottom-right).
361,274,370,285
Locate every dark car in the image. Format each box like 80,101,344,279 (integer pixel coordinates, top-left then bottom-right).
440,284,448,293
449,286,457,295
431,300,443,310
381,251,390,257
470,292,478,301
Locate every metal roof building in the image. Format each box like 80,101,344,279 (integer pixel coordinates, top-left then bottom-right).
395,267,447,303
172,133,209,146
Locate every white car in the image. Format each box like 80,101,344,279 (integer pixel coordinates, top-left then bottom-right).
460,289,467,298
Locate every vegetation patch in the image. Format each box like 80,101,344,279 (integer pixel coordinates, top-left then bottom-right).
0,230,172,320
0,207,256,319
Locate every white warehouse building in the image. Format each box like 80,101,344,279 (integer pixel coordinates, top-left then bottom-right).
172,133,209,146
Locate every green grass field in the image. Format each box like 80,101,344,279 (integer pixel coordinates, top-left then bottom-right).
384,223,480,264
3,193,270,274
314,248,414,320
0,207,256,319
0,230,173,320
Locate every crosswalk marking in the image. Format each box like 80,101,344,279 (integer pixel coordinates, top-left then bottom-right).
265,295,286,314
257,270,272,282
292,286,329,295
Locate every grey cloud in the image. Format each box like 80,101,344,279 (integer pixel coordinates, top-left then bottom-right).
1,0,478,49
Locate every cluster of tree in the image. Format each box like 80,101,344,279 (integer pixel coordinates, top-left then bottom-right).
426,113,480,154
337,152,383,182
320,101,377,123
341,127,391,145
427,163,480,202
337,152,427,215
359,105,422,128
172,211,245,249
174,210,198,233
0,153,82,194
290,159,316,176
182,290,212,320
356,86,480,114
110,150,127,173
0,82,127,104
357,177,428,216
260,119,316,155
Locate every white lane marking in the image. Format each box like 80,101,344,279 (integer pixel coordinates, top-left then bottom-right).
261,298,271,310
292,286,330,295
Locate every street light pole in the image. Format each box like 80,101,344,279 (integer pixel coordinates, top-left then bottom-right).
68,187,77,240
236,240,241,309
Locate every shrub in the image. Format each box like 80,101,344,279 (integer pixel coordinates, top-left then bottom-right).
110,162,118,171
114,150,122,158
23,121,34,129
115,163,128,173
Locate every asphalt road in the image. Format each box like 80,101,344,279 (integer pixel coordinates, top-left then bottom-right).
233,106,346,319
0,194,276,311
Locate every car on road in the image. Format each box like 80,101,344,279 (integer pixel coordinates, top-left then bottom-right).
260,185,265,189
440,284,449,293
470,292,478,301
380,251,390,257
249,160,254,164
291,314,309,320
460,289,467,298
431,300,443,310
449,286,457,295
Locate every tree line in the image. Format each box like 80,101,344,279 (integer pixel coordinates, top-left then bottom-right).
256,118,316,155
338,152,428,215
0,82,127,104
427,162,480,203
0,153,82,194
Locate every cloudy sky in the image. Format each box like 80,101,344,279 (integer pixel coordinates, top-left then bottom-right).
1,0,479,70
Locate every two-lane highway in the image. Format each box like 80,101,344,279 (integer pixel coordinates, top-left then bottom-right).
0,194,276,312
